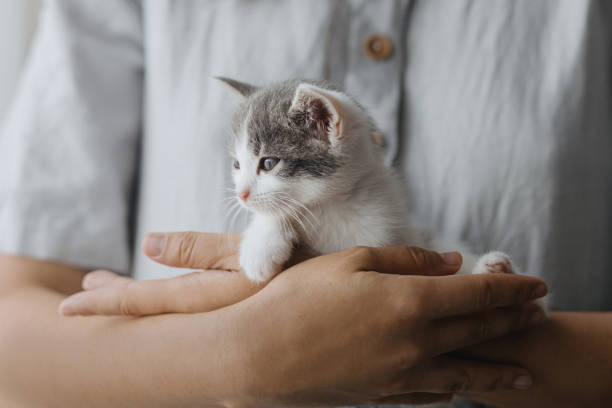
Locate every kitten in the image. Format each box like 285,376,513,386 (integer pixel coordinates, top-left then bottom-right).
220,77,526,287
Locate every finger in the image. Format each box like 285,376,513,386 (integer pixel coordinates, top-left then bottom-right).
59,270,263,316
346,246,463,276
82,270,131,290
142,231,241,271
374,393,453,405
404,356,533,393
428,302,546,354
423,273,548,318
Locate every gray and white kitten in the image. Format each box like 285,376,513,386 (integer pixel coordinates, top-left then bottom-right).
221,77,520,284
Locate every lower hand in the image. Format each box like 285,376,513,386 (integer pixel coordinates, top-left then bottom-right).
59,232,318,315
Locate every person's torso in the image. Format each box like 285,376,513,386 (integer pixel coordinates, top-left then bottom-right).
133,0,612,315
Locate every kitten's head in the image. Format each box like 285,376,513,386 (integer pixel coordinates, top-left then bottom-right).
219,77,379,215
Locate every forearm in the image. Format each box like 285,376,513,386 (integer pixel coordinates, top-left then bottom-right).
0,259,240,407
459,312,612,407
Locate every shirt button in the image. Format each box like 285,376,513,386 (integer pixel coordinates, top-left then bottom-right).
363,34,393,61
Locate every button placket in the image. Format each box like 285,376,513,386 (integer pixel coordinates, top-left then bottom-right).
344,0,409,166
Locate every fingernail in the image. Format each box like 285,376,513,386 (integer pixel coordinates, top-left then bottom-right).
441,252,462,266
143,233,166,258
530,284,547,300
58,300,76,316
512,375,533,389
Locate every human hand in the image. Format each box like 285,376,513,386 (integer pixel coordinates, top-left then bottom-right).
60,232,547,405
56,231,481,316
209,243,547,405
59,232,315,316
454,312,612,408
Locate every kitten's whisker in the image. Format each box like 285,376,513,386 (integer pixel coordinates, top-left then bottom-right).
267,195,294,229
219,197,242,252
287,199,317,231
274,193,318,234
269,199,291,238
274,196,311,239
271,195,307,233
225,199,245,237
229,202,244,230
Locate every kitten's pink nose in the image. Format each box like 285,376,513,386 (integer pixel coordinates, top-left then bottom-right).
238,190,250,202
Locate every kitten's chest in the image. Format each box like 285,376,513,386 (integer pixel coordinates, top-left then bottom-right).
301,202,400,254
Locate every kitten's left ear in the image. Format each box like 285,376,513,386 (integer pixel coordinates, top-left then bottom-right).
215,76,258,99
288,83,345,144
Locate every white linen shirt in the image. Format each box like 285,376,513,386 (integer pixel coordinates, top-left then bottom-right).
1,0,611,324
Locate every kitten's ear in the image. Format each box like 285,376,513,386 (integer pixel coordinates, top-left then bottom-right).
215,77,258,99
288,84,345,144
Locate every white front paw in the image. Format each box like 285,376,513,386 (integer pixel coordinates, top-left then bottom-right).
473,251,549,315
239,236,290,283
473,251,517,275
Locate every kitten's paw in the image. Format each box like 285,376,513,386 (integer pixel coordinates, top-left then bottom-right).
239,236,291,283
473,251,550,316
240,254,282,283
473,251,517,275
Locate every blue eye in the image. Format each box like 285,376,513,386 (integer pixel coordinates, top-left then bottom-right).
233,159,240,169
260,157,279,171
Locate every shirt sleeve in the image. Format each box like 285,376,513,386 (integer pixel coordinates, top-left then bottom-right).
0,0,143,273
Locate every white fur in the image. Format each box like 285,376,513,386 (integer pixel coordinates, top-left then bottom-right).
240,214,296,282
232,83,547,314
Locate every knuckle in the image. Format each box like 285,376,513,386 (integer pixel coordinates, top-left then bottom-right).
448,367,472,392
390,290,424,323
118,282,141,316
381,348,424,395
118,292,133,316
475,313,491,340
397,348,420,372
477,278,494,309
344,246,375,265
407,342,428,363
355,245,375,259
177,231,199,266
406,293,426,318
404,246,437,269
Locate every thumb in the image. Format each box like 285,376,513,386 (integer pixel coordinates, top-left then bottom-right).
142,231,241,271
349,245,463,276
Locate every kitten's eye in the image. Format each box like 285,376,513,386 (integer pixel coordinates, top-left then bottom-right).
233,160,240,170
260,157,279,171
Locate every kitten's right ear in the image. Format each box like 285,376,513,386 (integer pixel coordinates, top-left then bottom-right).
215,77,258,99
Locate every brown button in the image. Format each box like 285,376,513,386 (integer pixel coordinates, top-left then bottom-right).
364,34,393,61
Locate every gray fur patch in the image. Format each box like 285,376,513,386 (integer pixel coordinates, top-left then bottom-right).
230,79,343,178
